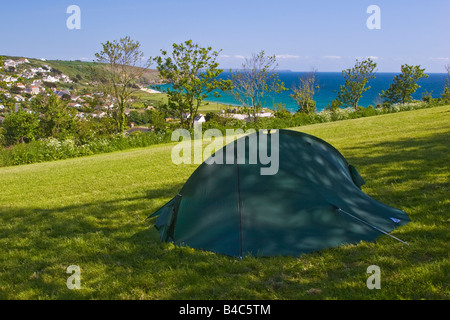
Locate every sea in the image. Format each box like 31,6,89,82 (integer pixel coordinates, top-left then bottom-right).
155,71,448,112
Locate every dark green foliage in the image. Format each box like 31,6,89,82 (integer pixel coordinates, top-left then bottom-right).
2,110,39,144
291,70,320,114
336,58,377,110
30,94,78,140
0,130,172,166
380,64,428,104
154,40,232,129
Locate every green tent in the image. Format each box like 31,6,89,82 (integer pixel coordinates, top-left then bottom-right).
150,129,410,257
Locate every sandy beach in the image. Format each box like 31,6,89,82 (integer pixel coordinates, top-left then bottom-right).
140,88,161,94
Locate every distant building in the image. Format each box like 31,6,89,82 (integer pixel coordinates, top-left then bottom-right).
43,75,59,83
29,85,41,95
3,60,17,68
194,114,206,124
67,102,82,109
14,95,25,102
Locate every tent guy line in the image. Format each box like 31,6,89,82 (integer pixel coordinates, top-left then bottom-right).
335,207,410,246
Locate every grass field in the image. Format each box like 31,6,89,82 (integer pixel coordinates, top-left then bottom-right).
0,105,449,300
132,90,237,114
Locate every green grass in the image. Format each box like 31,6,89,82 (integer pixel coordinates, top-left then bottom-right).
132,89,236,113
0,105,449,299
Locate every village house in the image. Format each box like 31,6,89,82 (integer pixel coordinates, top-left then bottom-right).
17,58,30,64
43,75,59,83
59,74,73,83
3,59,18,69
2,76,18,83
67,102,82,109
194,114,206,124
31,67,50,74
14,95,26,102
25,85,42,95
16,83,26,90
21,71,35,79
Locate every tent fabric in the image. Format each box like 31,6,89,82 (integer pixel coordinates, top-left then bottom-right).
150,129,410,257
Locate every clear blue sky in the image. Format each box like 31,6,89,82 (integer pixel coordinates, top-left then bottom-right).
1,0,449,72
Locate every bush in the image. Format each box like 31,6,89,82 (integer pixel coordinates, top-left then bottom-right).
0,99,447,168
0,130,173,167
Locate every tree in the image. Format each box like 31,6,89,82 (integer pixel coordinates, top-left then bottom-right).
442,64,450,101
94,36,152,132
325,98,343,112
380,64,428,104
336,58,377,110
291,69,320,113
230,51,287,121
30,93,77,139
2,110,39,145
154,40,232,129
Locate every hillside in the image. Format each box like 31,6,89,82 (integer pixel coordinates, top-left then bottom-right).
0,105,449,300
1,55,161,86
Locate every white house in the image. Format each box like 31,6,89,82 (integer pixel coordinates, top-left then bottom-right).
60,74,73,83
194,114,206,124
3,60,17,68
17,58,30,64
67,103,82,109
228,114,248,121
255,111,274,118
3,76,18,83
28,85,42,95
14,95,26,102
43,75,59,83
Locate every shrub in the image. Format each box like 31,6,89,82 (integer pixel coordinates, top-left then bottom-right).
0,130,173,167
0,99,446,168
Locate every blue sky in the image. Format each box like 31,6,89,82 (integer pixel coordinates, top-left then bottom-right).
1,0,449,72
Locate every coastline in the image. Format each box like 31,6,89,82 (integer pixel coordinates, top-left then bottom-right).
140,87,161,94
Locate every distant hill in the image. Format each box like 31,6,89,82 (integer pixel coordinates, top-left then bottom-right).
1,55,161,86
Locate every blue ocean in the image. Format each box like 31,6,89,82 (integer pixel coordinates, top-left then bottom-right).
155,72,448,112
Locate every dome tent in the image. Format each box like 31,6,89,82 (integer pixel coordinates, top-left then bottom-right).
150,129,410,257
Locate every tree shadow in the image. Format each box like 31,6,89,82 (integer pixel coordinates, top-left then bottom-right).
339,130,449,216
0,181,185,299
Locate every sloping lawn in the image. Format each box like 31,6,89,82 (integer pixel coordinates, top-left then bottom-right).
0,105,449,299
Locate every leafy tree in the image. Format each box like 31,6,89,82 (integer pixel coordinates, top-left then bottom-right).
274,104,293,119
291,69,320,113
230,51,287,121
30,94,77,139
380,64,428,104
154,40,232,129
10,86,23,95
2,110,39,144
336,58,377,110
94,36,152,132
325,98,343,111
